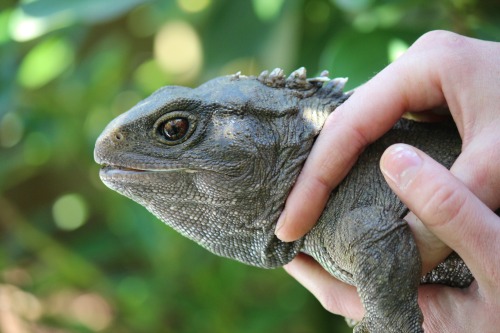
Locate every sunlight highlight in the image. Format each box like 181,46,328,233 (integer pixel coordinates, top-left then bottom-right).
9,7,72,42
154,21,202,83
388,38,409,62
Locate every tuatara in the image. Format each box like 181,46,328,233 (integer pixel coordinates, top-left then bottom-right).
94,68,473,333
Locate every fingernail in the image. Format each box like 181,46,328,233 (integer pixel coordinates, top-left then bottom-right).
275,211,287,238
381,144,422,190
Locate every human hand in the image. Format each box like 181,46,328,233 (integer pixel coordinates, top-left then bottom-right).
277,30,500,332
284,144,500,331
275,30,500,273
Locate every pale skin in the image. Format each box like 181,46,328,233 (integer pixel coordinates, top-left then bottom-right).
275,30,500,332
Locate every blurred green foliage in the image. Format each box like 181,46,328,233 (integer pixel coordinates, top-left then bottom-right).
0,0,499,332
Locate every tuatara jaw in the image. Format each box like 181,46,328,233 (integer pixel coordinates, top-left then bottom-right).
101,164,145,172
99,165,146,179
100,164,197,175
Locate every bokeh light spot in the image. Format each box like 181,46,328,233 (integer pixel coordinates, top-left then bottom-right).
17,37,74,89
375,5,402,28
0,112,24,148
0,284,43,322
70,293,113,331
9,9,52,41
353,12,378,32
9,6,74,42
52,193,88,231
154,21,202,82
177,0,211,13
252,0,285,21
388,38,409,62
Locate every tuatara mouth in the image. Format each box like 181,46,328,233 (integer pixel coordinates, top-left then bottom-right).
100,164,197,176
101,164,145,172
99,165,147,179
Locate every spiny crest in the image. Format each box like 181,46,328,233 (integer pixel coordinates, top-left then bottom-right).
231,67,349,98
259,66,346,90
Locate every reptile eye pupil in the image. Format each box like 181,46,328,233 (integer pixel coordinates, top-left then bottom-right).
163,118,189,141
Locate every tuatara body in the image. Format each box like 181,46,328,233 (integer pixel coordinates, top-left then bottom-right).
94,68,473,333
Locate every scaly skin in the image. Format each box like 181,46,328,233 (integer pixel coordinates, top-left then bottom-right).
94,68,473,332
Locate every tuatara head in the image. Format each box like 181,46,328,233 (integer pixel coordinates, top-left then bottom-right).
94,68,350,268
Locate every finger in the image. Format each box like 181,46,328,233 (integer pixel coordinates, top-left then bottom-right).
275,112,369,241
275,31,466,242
451,130,500,210
425,34,500,211
380,144,500,293
284,253,364,321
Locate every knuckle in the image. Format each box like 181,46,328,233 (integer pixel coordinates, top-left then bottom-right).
312,173,335,195
412,30,468,53
463,147,500,209
325,106,372,147
421,182,467,228
409,30,474,77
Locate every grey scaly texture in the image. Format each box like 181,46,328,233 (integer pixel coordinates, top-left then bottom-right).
94,68,473,333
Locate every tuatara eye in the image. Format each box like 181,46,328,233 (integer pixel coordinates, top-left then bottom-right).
163,118,189,141
155,111,196,145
